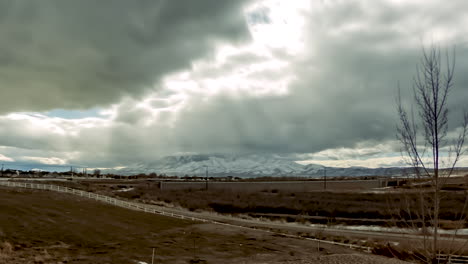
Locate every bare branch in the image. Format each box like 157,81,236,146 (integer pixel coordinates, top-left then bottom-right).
396,45,465,261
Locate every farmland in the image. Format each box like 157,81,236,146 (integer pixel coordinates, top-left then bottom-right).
0,186,412,264
156,179,385,192
5,176,468,263
34,177,468,229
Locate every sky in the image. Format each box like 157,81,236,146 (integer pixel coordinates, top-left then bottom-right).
0,0,468,170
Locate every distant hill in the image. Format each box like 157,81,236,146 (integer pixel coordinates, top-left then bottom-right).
110,154,420,178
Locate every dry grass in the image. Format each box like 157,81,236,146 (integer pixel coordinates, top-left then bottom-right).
39,179,468,227
107,184,467,227
0,186,404,263
0,241,13,261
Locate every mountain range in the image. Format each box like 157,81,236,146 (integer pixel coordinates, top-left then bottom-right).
111,154,412,178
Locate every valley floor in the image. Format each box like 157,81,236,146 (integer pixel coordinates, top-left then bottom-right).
0,187,413,264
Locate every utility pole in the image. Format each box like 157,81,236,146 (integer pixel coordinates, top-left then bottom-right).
1,164,3,177
323,167,327,190
204,165,208,190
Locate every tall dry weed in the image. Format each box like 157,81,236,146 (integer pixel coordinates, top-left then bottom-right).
0,241,13,260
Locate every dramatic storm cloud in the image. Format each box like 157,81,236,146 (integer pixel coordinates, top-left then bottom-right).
0,0,467,169
0,0,249,112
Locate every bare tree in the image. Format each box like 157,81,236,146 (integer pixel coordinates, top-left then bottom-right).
396,46,468,262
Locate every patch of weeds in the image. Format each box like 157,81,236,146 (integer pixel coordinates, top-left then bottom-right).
188,257,208,263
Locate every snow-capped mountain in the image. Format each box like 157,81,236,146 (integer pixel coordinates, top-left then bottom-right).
115,154,305,176
111,154,409,177
305,165,414,177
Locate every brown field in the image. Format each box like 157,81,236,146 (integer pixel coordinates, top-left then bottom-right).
38,178,468,229
0,186,411,264
155,179,384,192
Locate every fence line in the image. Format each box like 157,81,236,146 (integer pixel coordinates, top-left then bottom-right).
437,254,468,264
0,181,373,252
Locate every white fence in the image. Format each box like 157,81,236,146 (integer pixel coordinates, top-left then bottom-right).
0,181,372,252
0,181,203,222
437,254,468,264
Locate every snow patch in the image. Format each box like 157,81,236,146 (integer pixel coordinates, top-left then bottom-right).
116,187,134,192
308,223,468,235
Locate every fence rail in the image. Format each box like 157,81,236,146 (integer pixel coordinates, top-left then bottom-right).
437,254,468,264
0,181,375,252
0,181,201,222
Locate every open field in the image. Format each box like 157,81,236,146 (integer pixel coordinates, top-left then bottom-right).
42,178,468,228
155,179,385,192
4,178,468,262
0,186,412,264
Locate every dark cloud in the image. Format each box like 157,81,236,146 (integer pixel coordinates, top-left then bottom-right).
0,0,251,113
153,0,468,156
1,1,468,168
